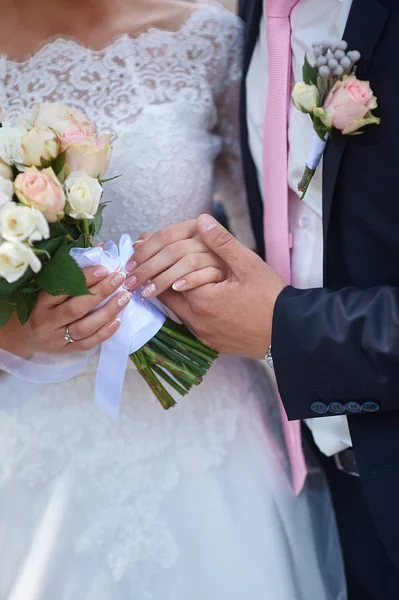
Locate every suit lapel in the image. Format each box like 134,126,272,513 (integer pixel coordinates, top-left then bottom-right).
240,0,265,256
322,0,389,250
242,0,263,78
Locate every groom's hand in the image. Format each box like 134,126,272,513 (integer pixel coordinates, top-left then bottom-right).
161,214,287,359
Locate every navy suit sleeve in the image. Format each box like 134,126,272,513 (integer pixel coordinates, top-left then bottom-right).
272,285,399,420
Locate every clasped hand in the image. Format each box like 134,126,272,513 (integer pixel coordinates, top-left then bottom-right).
126,214,286,359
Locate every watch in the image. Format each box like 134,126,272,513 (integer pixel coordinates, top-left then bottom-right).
265,345,274,370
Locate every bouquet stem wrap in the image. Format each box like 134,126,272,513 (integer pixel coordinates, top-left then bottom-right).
70,234,166,418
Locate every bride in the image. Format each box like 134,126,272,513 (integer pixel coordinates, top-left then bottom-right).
0,0,346,598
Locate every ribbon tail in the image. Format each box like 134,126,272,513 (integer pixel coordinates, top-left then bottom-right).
95,314,131,419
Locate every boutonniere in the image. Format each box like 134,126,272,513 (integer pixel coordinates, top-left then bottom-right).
292,40,380,198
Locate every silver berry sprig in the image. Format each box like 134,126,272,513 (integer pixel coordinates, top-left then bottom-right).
311,40,360,102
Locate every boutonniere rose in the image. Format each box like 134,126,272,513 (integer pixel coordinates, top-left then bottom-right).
293,40,380,198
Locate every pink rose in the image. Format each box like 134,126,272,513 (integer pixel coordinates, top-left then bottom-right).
30,103,96,150
14,167,66,222
318,76,380,135
65,134,113,179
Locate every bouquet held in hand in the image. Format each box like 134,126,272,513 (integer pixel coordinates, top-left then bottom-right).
0,103,217,415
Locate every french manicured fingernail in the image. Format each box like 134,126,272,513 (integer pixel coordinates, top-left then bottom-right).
109,317,121,330
117,291,132,307
125,275,137,288
126,261,137,273
142,283,157,297
198,214,217,232
94,267,108,278
133,239,144,246
111,271,126,287
172,280,186,291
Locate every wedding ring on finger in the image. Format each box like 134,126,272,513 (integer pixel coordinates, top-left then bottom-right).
64,325,76,344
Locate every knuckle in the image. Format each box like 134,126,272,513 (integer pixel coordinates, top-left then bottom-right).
192,296,209,316
65,302,83,322
211,228,234,249
159,226,174,246
165,244,180,263
79,338,93,351
185,254,201,271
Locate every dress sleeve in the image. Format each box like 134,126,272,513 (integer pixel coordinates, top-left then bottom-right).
213,16,256,249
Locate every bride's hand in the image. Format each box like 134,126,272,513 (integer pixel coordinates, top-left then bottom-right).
125,220,227,298
0,267,130,358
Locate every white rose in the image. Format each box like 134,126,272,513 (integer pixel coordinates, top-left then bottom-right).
0,241,41,283
292,83,320,114
0,176,13,208
0,123,28,166
64,171,102,219
21,126,59,167
0,203,50,245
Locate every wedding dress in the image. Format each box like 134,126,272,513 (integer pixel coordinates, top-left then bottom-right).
0,4,346,599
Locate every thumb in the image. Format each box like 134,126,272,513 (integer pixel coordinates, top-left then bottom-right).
196,214,246,271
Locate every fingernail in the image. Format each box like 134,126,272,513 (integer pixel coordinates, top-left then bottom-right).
117,291,132,307
142,283,157,297
172,279,186,291
126,261,137,273
133,239,144,246
111,271,126,287
109,317,121,330
94,266,108,278
198,214,217,232
125,275,137,288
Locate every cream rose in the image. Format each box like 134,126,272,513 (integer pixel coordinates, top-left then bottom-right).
0,176,14,208
65,134,113,179
292,83,320,114
0,159,13,181
0,241,41,283
64,171,102,219
0,123,28,166
30,103,96,150
315,75,380,135
0,203,50,245
14,167,66,223
21,126,60,167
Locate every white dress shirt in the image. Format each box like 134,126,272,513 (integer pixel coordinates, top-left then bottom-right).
246,0,353,456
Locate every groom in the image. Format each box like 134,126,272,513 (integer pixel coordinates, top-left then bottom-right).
156,0,399,598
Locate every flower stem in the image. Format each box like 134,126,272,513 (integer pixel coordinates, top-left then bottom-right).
130,350,175,409
161,318,218,359
151,364,189,396
149,337,207,377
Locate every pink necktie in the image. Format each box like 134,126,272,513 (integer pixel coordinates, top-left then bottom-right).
263,0,307,495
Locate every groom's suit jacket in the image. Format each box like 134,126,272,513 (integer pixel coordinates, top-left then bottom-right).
239,0,399,571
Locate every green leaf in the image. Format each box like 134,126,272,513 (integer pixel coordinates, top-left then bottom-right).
36,242,89,296
313,115,329,142
302,55,318,86
0,270,35,299
40,158,52,169
98,174,122,184
90,203,107,238
68,233,86,249
0,298,15,327
49,221,68,238
51,151,66,176
15,290,38,325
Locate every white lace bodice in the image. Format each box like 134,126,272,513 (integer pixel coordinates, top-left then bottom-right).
0,3,255,247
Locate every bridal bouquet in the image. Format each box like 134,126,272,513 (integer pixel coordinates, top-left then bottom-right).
0,103,217,414
292,40,380,198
